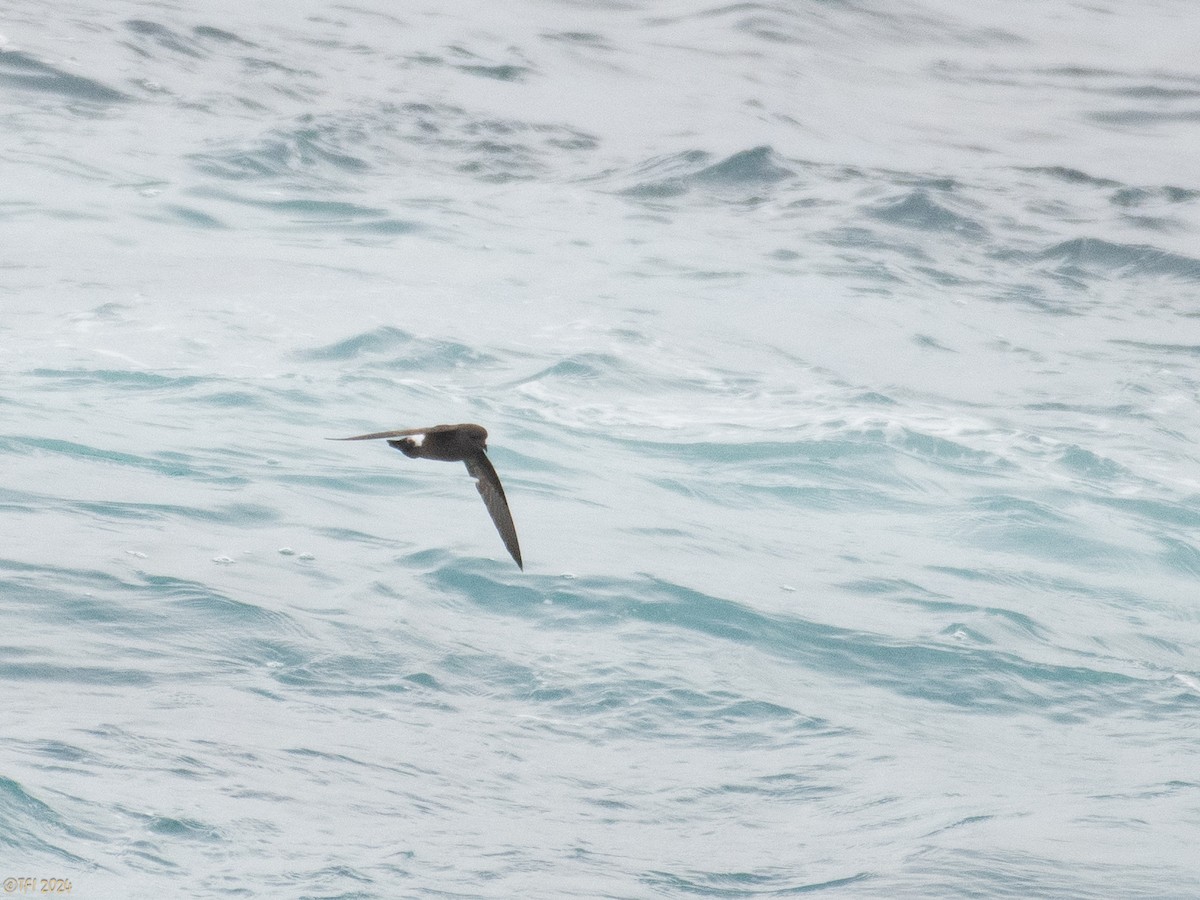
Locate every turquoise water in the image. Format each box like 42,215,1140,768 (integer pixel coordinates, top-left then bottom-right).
3,1,1200,896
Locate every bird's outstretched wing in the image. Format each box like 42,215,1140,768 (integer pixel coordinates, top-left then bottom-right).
330,425,460,441
464,451,523,570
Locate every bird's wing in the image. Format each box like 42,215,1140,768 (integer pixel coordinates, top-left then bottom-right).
464,451,523,570
330,425,459,441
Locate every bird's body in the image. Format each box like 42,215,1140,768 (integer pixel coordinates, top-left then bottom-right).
332,423,523,569
385,423,488,462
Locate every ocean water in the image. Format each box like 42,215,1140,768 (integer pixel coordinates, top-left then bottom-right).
2,0,1199,896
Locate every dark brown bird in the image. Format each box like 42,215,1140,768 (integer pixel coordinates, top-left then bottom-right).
332,423,522,569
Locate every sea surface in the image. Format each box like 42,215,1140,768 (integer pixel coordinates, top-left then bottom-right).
2,0,1199,896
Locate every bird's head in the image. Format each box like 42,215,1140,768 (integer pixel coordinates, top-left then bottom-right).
462,423,489,449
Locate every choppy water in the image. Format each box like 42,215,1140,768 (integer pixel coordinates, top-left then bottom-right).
3,0,1199,896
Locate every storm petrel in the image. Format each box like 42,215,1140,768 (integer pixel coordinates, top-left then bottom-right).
333,423,522,569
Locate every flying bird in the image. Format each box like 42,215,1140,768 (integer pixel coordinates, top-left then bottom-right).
332,423,522,569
